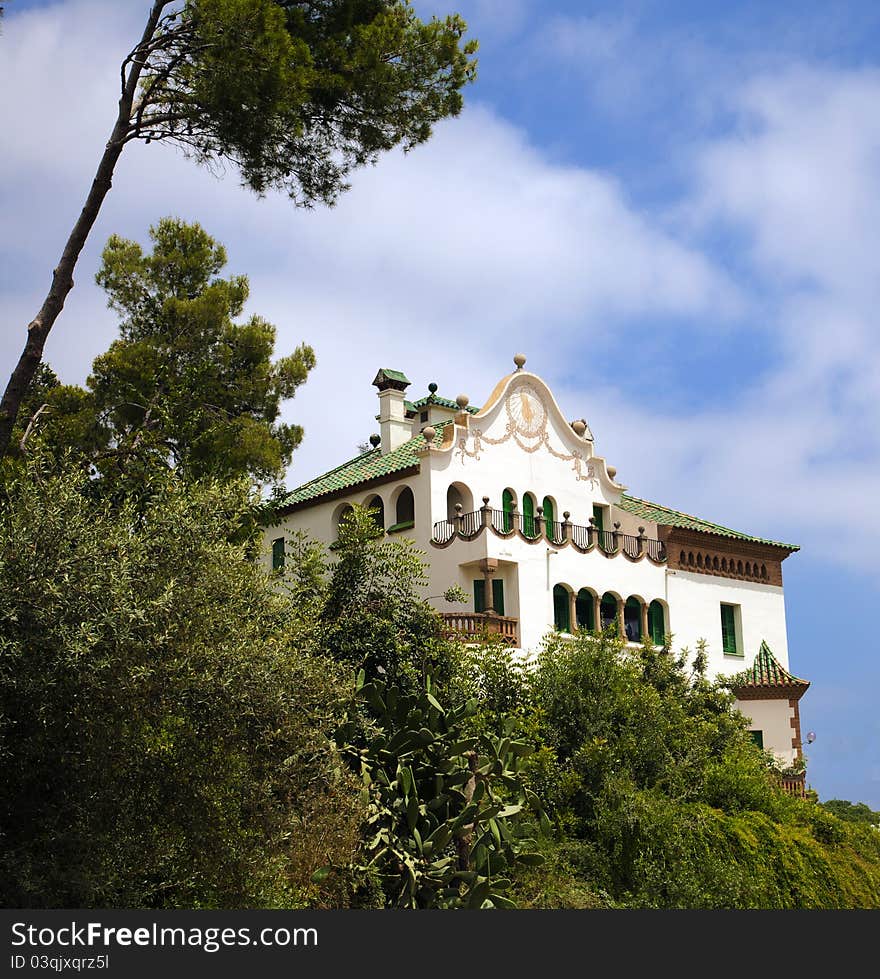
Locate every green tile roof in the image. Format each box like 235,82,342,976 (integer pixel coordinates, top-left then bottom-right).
618,494,799,550
278,422,450,509
734,641,809,689
376,368,410,384
409,393,480,414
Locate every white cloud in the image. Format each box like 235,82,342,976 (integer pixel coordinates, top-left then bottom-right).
0,0,735,488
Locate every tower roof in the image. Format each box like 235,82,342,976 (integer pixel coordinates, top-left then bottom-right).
731,641,810,700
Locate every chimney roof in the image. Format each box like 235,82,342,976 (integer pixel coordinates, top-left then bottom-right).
372,368,411,392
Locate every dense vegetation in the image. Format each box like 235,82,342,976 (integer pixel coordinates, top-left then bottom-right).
3,217,878,910
2,458,878,908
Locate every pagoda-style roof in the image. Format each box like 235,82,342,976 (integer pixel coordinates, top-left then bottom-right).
730,641,810,700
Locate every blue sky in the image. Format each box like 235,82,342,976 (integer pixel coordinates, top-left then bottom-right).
2,0,879,807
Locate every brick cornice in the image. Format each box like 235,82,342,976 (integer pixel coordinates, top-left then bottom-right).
662,527,791,585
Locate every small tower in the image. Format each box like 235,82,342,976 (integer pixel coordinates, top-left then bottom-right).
372,368,412,454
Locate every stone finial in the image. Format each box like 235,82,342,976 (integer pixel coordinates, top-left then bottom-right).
482,496,490,505
422,425,436,445
428,382,438,394
455,502,463,513
571,419,586,437
638,526,645,536
613,521,621,530
455,393,469,409
608,465,617,480
513,353,527,370
369,433,381,448
563,511,571,520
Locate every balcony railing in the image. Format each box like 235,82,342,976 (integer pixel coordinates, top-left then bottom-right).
776,773,807,799
432,502,666,565
439,611,519,646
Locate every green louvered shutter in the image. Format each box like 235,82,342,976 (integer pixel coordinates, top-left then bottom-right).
502,489,514,533
648,600,665,645
542,497,555,539
474,580,486,613
720,604,738,654
576,589,594,630
271,537,285,572
523,494,535,538
749,730,764,749
592,504,608,551
552,584,570,632
492,579,505,616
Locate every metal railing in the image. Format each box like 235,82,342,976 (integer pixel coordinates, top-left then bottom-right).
490,508,513,534
546,520,566,545
431,506,667,562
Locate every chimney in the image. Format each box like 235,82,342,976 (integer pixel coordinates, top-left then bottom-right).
372,368,412,454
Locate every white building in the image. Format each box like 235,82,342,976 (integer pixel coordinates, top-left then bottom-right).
265,356,809,780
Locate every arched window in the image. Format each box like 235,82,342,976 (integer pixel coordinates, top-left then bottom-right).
364,494,384,532
553,584,571,632
390,487,414,532
333,503,354,537
501,488,515,533
522,493,537,538
600,592,618,631
446,482,473,520
624,597,642,642
648,600,666,646
576,589,595,631
542,496,555,539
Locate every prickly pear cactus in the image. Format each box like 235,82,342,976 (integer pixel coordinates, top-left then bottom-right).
337,669,546,909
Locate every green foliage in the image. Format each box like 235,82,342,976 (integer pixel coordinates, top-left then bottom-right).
319,505,455,692
820,800,880,827
33,218,314,488
334,670,543,908
0,455,362,908
144,1,478,203
510,629,880,908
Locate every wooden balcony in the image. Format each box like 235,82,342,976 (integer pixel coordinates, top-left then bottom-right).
439,611,519,646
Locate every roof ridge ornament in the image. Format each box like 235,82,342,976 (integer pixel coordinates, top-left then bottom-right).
513,353,526,371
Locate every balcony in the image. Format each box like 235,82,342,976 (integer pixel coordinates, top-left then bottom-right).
432,502,666,565
439,611,519,646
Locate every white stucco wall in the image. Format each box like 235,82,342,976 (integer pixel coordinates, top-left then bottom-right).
735,698,798,766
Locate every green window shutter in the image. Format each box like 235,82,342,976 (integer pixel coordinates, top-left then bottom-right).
593,504,610,552
542,497,554,537
523,494,535,537
720,604,738,654
492,579,505,616
576,589,594,630
272,537,285,572
474,580,486,613
648,600,665,645
552,585,570,632
502,489,514,533
749,730,764,750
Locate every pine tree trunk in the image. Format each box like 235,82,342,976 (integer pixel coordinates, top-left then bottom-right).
0,1,168,459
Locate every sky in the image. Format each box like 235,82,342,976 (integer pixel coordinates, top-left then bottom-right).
2,0,879,807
